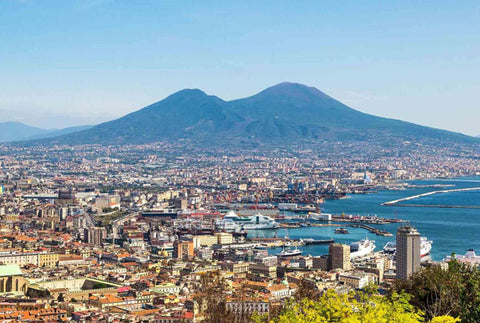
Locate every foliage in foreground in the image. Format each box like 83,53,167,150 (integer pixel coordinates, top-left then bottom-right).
392,259,480,323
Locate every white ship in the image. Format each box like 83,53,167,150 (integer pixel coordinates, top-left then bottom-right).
277,245,302,258
215,211,280,231
443,249,480,265
383,241,396,254
382,237,432,257
308,212,332,221
350,237,376,259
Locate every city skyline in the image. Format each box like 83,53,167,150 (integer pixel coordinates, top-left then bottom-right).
1,0,479,135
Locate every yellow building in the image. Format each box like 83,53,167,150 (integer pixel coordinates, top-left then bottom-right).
39,253,59,268
215,233,233,245
193,235,217,248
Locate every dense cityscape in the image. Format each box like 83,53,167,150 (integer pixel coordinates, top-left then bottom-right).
0,142,477,322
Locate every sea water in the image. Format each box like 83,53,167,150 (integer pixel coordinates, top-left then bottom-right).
248,176,480,261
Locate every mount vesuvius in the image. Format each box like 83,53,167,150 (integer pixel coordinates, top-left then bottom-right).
30,82,478,146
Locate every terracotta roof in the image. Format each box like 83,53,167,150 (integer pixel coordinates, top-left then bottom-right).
267,284,289,292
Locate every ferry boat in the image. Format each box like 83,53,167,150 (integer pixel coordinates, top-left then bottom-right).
276,245,302,258
350,237,376,259
215,210,280,231
382,237,432,257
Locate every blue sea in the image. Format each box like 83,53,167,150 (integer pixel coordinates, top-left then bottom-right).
248,176,480,261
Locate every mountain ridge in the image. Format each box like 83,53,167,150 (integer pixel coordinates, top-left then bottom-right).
0,122,47,142
18,82,479,146
0,122,93,143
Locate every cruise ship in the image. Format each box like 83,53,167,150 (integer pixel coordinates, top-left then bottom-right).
383,237,432,257
443,249,480,265
350,237,376,259
215,210,280,231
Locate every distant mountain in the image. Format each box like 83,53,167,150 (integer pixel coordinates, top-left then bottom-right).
0,122,92,142
27,125,93,140
30,82,479,146
0,122,49,142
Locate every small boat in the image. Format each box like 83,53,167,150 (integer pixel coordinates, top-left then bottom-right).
254,244,268,250
383,241,396,254
334,228,349,234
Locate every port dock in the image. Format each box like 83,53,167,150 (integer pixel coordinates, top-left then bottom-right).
280,222,393,236
347,224,393,236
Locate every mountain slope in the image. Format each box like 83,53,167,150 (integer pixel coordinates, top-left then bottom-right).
48,89,243,144
0,122,50,142
227,82,475,143
33,82,478,146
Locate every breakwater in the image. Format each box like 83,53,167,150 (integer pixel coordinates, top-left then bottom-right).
387,204,480,209
382,186,480,208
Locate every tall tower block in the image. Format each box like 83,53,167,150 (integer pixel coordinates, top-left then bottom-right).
396,226,421,280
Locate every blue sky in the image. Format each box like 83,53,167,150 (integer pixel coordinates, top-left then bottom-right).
0,0,479,135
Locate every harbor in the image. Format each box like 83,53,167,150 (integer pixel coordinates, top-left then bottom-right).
245,177,480,261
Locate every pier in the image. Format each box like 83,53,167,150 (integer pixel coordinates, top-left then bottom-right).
280,222,393,236
347,224,393,237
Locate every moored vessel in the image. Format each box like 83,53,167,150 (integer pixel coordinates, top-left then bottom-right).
350,237,376,258
277,245,302,258
215,210,280,231
382,237,432,257
334,227,349,234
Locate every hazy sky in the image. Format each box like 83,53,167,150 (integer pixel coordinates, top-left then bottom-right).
1,0,479,135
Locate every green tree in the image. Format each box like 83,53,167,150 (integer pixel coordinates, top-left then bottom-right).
265,289,424,323
293,278,319,301
194,271,234,323
392,260,480,323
